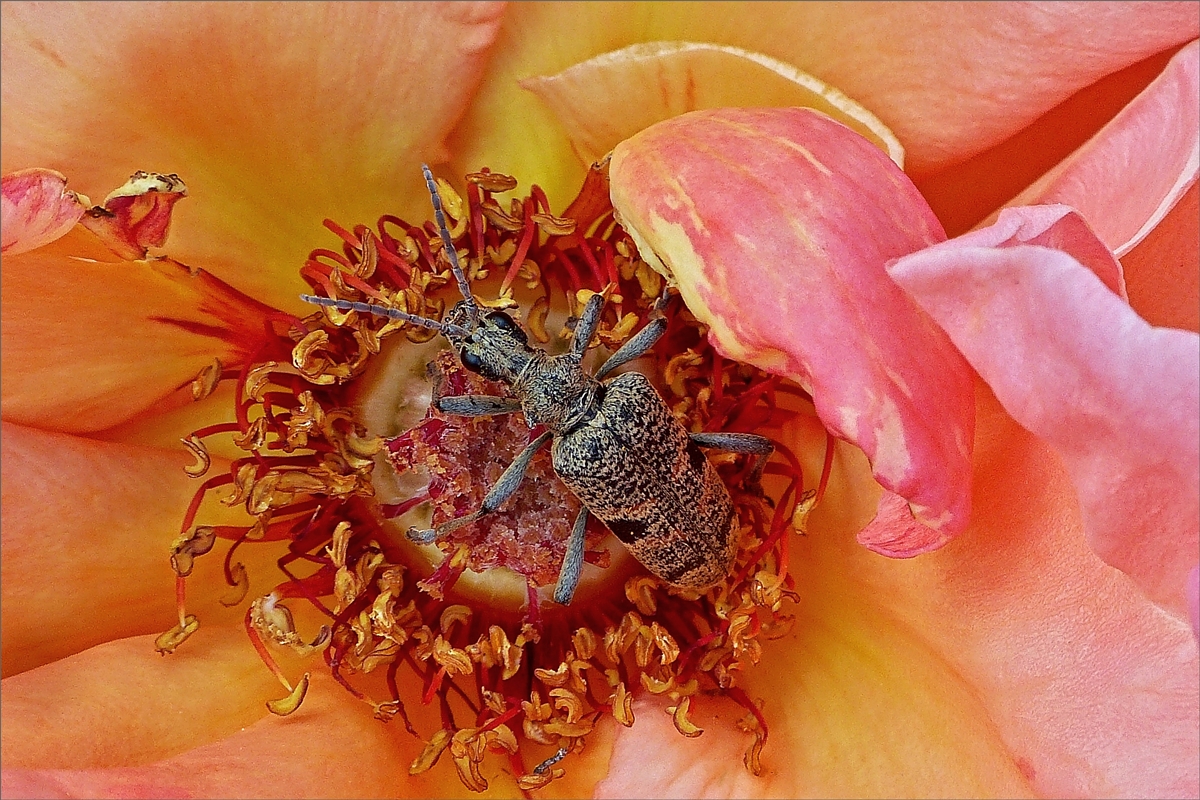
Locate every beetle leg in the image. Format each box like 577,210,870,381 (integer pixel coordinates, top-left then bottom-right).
435,394,522,417
570,292,607,359
689,431,774,485
407,430,554,543
593,283,674,380
594,314,668,381
553,506,590,605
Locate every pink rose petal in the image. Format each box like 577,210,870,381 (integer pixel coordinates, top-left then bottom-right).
888,208,1200,619
598,370,1199,800
1121,180,1199,332
1005,40,1199,257
1,168,87,256
952,203,1127,297
1189,564,1200,637
611,107,975,548
854,410,1200,798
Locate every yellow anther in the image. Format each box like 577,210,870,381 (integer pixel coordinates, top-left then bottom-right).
154,614,199,654
669,695,704,738
191,358,224,402
266,672,310,716
409,728,453,775
180,434,211,478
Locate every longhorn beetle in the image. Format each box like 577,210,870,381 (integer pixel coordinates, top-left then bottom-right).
302,165,773,604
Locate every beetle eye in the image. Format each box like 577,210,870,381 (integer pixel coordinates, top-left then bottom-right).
488,311,516,329
487,311,527,344
460,349,484,373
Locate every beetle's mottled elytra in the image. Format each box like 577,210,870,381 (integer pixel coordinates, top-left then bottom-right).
301,165,773,604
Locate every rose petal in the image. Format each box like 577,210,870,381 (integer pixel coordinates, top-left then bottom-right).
943,204,1127,297
452,1,1197,210
597,653,1034,798
611,107,974,547
913,45,1183,238
1,168,88,255
0,423,281,675
1,2,506,310
1,628,277,768
1003,40,1199,257
1120,180,1200,332
854,397,1200,798
1,228,277,433
523,41,903,167
888,210,1200,619
79,171,188,260
2,665,457,799
1188,565,1200,637
599,391,1198,799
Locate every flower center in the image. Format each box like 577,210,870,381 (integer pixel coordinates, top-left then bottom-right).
355,333,642,615
159,165,830,792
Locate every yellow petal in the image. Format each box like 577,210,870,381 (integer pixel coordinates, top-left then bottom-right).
452,1,1196,209
523,41,903,168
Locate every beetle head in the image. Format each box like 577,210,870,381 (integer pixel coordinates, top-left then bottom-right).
443,303,534,384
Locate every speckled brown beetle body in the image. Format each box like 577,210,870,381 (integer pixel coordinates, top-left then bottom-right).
302,165,772,603
550,369,738,588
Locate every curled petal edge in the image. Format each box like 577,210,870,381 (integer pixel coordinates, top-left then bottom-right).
888,206,1200,620
1,168,89,256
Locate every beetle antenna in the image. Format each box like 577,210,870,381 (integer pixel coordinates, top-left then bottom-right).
300,294,469,337
422,164,479,317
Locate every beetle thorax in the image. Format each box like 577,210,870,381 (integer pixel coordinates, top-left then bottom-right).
515,353,599,432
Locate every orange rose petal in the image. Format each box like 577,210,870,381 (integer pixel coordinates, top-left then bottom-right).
91,382,246,460
611,107,974,547
523,41,903,167
850,399,1200,798
1121,181,1199,332
1,668,453,799
1003,40,1199,257
0,168,88,255
0,423,282,675
597,637,1035,798
792,2,1200,175
1,2,506,311
912,46,1181,239
1,627,277,768
1,226,277,433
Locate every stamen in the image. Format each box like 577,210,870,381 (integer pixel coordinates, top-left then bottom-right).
161,164,832,793
499,198,535,294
